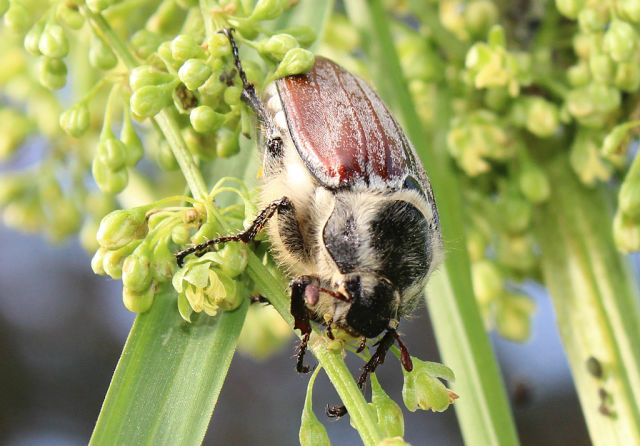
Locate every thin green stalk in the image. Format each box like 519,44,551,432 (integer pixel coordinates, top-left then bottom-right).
535,155,640,446
345,1,520,445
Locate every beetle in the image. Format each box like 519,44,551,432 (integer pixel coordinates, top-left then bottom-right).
176,29,443,399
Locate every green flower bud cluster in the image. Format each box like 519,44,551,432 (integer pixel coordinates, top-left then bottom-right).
401,358,457,413
20,15,70,90
439,0,499,41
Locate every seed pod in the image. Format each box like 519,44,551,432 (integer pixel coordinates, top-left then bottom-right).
39,22,69,58
39,56,67,90
567,62,591,87
615,61,640,92
524,97,559,138
178,58,212,90
89,35,118,70
215,243,248,278
589,51,615,84
223,85,242,106
464,0,498,38
97,207,149,250
59,102,90,137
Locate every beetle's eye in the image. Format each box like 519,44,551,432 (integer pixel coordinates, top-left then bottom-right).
345,275,394,338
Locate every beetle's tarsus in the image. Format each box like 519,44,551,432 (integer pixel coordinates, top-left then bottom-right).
296,331,312,374
326,404,348,418
357,330,396,389
175,196,292,266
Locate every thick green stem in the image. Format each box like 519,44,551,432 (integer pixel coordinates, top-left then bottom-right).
535,155,640,446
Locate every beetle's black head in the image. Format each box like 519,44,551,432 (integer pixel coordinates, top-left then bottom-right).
340,273,398,338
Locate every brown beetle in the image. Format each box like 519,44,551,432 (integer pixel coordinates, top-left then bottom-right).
177,29,443,401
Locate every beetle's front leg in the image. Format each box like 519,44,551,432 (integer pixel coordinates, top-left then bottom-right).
175,196,292,266
290,275,321,374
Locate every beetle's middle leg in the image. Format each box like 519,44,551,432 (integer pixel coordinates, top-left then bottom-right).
175,196,292,266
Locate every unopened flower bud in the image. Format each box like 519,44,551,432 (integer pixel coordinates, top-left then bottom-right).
129,65,175,91
567,62,591,87
501,195,532,232
39,22,68,58
122,246,152,292
91,247,108,275
555,0,584,19
152,241,176,281
97,207,149,250
55,3,84,29
519,163,550,203
130,30,163,59
603,20,638,62
39,56,67,90
274,48,315,79
191,221,217,244
120,114,144,166
97,136,127,170
589,52,615,84
496,293,536,342
617,0,640,23
190,105,224,133
614,211,640,253
222,85,241,106
249,0,288,22
566,83,621,127
122,282,155,313
602,123,632,158
464,0,498,38
299,368,330,446
4,2,31,32
370,374,404,438
619,172,640,219
103,240,140,279
60,102,90,137
24,21,45,55
130,83,174,118
577,8,606,34
89,35,118,70
171,34,205,63
216,127,240,158
615,61,640,92
524,97,559,137
258,33,299,61
207,33,231,58
178,58,212,90
215,243,248,278
472,259,503,305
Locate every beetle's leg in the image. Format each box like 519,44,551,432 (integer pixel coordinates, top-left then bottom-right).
326,404,348,419
356,336,367,353
250,295,270,305
290,275,319,374
175,196,292,266
356,330,396,389
325,318,334,340
222,28,283,156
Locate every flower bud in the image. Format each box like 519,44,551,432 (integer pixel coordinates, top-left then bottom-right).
402,358,456,413
496,293,536,342
122,282,155,313
464,0,498,38
569,128,613,185
281,26,316,47
191,221,217,245
97,136,127,170
120,114,144,166
603,20,638,62
614,211,640,253
178,58,212,91
59,102,90,138
214,243,248,278
258,33,299,61
299,368,330,446
619,173,640,219
129,65,175,91
567,62,591,87
223,85,242,106
91,247,108,275
497,233,537,273
615,61,640,92
577,8,606,34
207,33,231,58
89,35,118,70
171,34,205,63
130,83,174,118
171,223,191,245
55,3,84,29
555,0,584,19
501,194,532,232
216,127,240,158
103,240,140,279
566,83,621,128
249,0,288,22
130,29,163,59
152,240,176,281
199,73,226,98
39,56,67,90
24,21,45,55
519,162,550,203
39,22,68,58
274,48,315,79
602,123,632,158
589,51,615,84
215,270,242,311
524,97,559,137
97,207,149,250
471,259,503,305
3,1,30,32
617,0,640,23
122,245,152,292
370,374,404,438
190,105,224,133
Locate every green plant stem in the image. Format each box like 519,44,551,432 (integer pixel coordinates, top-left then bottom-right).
87,4,383,444
535,155,640,446
345,1,520,445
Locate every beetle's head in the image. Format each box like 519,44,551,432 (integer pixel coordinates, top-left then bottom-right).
337,273,399,338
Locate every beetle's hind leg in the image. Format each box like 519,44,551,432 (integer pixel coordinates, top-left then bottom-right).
175,196,292,266
290,275,319,374
221,28,283,156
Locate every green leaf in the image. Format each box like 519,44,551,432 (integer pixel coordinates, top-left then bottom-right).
90,287,248,445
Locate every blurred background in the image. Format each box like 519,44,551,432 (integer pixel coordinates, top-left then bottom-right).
0,224,594,445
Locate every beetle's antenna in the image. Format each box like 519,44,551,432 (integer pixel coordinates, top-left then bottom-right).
221,28,283,155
